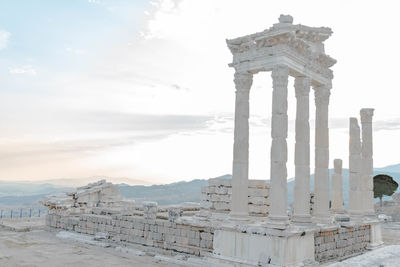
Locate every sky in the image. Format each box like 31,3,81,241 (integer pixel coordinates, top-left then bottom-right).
1,0,400,184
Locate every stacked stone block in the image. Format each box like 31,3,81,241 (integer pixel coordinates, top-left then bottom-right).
314,224,371,263
200,178,270,216
46,206,212,256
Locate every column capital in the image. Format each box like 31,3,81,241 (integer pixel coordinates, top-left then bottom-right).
271,65,289,86
294,76,311,97
314,85,331,106
234,72,253,91
360,108,374,123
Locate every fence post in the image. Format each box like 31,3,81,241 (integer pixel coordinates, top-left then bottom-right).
11,210,13,219
0,210,2,219
20,208,22,218
29,208,32,218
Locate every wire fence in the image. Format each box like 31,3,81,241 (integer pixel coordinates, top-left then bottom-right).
0,208,48,219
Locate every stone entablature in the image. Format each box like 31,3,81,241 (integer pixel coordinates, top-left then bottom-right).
200,178,270,216
226,15,336,85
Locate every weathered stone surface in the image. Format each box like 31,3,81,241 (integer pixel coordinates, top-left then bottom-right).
168,206,183,222
331,159,344,213
200,178,270,216
143,201,158,220
293,77,312,225
314,225,371,263
41,180,126,214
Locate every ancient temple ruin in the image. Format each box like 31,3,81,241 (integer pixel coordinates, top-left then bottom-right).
43,15,383,266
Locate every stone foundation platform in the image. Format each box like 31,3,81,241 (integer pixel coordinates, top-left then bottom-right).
46,210,382,266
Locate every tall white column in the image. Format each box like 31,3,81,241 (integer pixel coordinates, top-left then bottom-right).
268,65,289,228
292,76,312,224
313,84,331,218
331,159,344,213
230,72,253,217
348,118,363,215
360,108,375,215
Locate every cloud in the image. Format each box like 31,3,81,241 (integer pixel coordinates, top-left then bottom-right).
8,65,37,75
0,29,11,49
374,119,400,131
324,117,400,132
66,47,86,55
73,111,214,133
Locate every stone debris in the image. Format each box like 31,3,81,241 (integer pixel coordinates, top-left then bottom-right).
40,180,128,215
143,201,158,220
168,206,183,222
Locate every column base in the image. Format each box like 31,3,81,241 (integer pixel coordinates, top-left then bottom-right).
228,212,251,223
333,213,350,222
292,214,312,225
349,213,365,223
363,209,376,217
331,208,346,214
229,211,249,217
312,213,333,224
265,215,289,229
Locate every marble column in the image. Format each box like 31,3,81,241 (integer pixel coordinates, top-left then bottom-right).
348,118,363,215
360,108,375,215
268,65,289,228
292,76,312,224
313,84,331,218
230,71,253,217
331,159,345,213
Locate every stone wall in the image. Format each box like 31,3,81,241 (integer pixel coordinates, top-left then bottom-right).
314,224,371,263
46,207,213,256
200,178,270,216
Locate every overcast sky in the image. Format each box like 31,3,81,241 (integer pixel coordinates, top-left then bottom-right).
1,0,400,184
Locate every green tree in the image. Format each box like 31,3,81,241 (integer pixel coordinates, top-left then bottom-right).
373,174,398,207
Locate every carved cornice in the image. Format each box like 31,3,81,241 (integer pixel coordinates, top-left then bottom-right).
314,85,331,106
226,24,332,52
234,72,253,91
294,76,311,97
360,108,374,123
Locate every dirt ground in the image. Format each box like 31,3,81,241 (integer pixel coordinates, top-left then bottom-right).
0,219,175,267
381,223,400,245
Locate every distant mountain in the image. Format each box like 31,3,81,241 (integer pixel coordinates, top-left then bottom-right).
119,179,209,205
0,181,72,197
375,163,400,173
0,165,398,209
3,176,152,187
